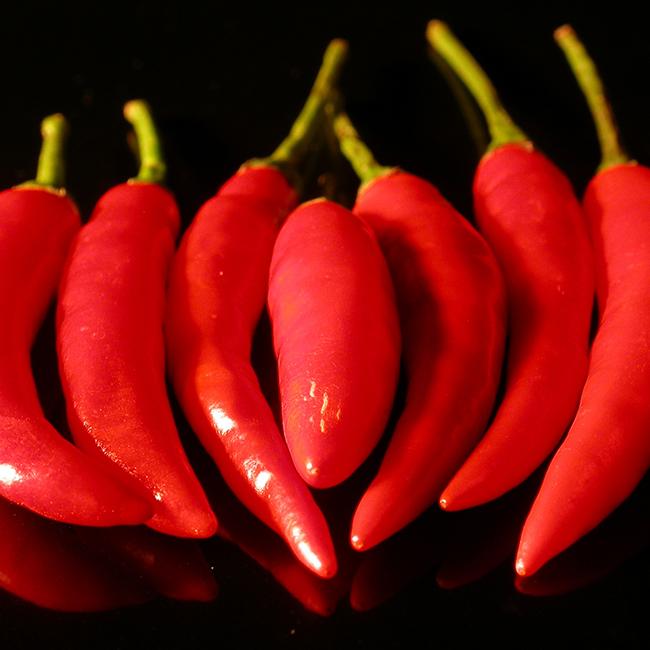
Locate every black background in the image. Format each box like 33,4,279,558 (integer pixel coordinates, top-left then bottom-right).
1,1,649,648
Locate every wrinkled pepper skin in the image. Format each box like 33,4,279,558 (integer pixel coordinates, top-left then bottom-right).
517,164,650,576
441,144,594,510
349,171,506,551
0,188,150,526
166,167,337,578
268,198,401,489
57,182,216,538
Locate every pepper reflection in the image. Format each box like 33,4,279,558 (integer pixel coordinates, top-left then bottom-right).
349,478,534,610
0,498,148,611
350,507,447,611
77,526,218,602
0,498,217,612
348,473,649,609
204,468,354,617
435,482,534,590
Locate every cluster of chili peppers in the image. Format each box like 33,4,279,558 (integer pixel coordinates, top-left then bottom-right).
0,18,648,612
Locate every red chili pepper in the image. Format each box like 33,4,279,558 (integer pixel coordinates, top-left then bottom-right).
56,101,216,538
166,41,348,577
515,26,650,576
332,111,506,551
0,115,150,527
427,21,594,511
267,197,400,488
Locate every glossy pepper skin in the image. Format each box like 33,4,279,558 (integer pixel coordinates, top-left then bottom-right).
517,163,650,575
439,143,594,510
268,198,401,489
166,166,337,578
0,187,150,526
426,21,595,513
57,181,217,538
513,24,650,576
166,40,347,576
348,171,506,550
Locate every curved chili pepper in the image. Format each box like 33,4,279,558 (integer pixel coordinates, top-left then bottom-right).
56,101,216,538
0,115,150,527
515,26,650,577
268,197,401,488
333,111,506,551
166,41,348,577
427,21,595,512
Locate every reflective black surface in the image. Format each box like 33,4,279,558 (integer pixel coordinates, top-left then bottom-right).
1,1,649,647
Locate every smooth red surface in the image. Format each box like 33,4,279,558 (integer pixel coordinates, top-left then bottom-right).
166,166,337,578
0,188,150,527
57,182,216,538
268,198,401,488
441,143,594,510
516,163,650,576
349,171,506,550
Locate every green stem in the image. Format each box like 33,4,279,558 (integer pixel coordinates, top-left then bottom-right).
252,39,348,178
426,20,528,151
332,110,393,184
123,99,166,184
428,47,489,157
23,113,69,190
554,25,630,171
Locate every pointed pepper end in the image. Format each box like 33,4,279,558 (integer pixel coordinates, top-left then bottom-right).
515,557,527,577
296,540,338,579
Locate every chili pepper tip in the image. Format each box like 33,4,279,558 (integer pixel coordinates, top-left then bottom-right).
439,497,448,510
350,535,364,551
515,558,527,576
304,460,320,477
